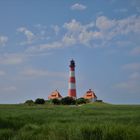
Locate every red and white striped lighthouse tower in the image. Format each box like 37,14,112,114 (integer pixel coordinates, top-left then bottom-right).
68,59,77,99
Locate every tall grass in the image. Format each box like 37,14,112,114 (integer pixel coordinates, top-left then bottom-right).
0,103,140,140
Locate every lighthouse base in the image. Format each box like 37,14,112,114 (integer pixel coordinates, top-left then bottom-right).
68,89,76,99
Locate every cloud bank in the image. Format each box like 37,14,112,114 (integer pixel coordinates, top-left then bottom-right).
71,3,87,11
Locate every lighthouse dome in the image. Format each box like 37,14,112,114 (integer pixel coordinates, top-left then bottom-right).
70,59,75,67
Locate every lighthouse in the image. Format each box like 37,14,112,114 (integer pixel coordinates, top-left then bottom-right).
68,59,77,99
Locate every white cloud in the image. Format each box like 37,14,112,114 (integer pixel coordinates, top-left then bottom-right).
26,40,70,53
33,24,50,40
78,31,94,45
0,53,24,65
39,42,63,50
71,3,86,11
64,19,94,32
63,19,96,46
116,15,140,34
114,8,128,13
21,69,49,77
0,36,8,46
63,16,139,48
79,31,103,45
114,80,140,91
17,27,35,44
28,22,97,52
122,63,140,71
130,47,140,56
34,24,47,30
26,15,140,52
95,15,140,41
64,19,83,32
21,68,67,78
0,70,6,76
62,34,77,46
51,25,60,35
96,16,116,30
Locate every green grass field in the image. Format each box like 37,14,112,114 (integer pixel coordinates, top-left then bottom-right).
0,102,140,140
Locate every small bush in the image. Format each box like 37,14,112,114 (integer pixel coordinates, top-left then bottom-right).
61,97,76,105
25,100,34,105
76,98,88,104
35,98,45,104
52,99,61,105
96,100,103,102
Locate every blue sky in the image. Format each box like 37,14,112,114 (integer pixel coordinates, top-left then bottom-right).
0,0,140,104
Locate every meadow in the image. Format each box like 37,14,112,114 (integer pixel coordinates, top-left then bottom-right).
0,102,140,140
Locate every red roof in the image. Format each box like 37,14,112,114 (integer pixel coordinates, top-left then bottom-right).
48,90,62,99
83,89,97,99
